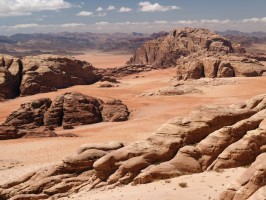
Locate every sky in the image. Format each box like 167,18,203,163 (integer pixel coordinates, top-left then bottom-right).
0,0,265,35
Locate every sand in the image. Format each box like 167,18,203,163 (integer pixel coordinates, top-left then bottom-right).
74,50,132,68
1,52,266,199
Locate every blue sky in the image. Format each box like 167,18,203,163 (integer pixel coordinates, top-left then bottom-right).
0,0,265,35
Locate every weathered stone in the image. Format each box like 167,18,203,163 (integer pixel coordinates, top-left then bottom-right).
20,55,102,96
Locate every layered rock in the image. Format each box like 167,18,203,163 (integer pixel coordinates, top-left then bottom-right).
0,54,22,100
0,54,102,101
127,27,266,80
1,92,129,139
2,94,266,199
220,153,266,200
20,55,102,96
4,98,52,129
176,54,266,80
128,27,234,67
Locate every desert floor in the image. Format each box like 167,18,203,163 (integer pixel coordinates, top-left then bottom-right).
1,52,266,200
74,50,132,68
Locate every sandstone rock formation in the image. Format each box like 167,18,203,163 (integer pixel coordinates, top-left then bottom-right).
1,92,129,139
176,54,266,80
127,27,266,80
0,54,102,101
0,54,22,100
2,94,266,199
128,27,234,67
20,55,102,96
220,153,266,200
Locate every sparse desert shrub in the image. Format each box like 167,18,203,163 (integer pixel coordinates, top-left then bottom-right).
179,182,188,188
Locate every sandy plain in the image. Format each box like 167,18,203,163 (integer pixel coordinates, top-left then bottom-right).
74,50,132,68
1,51,266,199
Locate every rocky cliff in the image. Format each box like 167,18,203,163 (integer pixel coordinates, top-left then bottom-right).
128,27,234,67
127,27,266,79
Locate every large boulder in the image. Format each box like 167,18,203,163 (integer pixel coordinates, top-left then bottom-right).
44,92,129,129
0,54,22,100
3,98,52,129
101,99,130,122
20,55,102,96
1,92,130,138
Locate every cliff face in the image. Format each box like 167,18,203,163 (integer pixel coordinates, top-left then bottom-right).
127,27,234,68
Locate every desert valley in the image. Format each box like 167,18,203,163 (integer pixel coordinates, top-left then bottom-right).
0,27,266,200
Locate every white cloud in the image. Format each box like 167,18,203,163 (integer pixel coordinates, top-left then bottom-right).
77,11,93,16
96,7,103,12
12,23,40,28
107,5,116,11
154,21,168,24
241,17,266,23
0,0,71,16
138,1,180,12
2,16,266,35
61,23,85,27
95,22,109,25
119,7,132,13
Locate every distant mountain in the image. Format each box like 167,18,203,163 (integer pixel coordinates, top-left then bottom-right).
217,30,266,48
217,30,266,38
0,31,169,57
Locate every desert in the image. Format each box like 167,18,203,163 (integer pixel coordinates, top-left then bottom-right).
1,1,266,200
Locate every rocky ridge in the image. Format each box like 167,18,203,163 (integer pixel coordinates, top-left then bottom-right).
0,54,102,101
1,94,266,199
127,27,266,80
0,92,129,140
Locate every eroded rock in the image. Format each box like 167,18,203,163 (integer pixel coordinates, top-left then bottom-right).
20,55,102,96
2,94,266,199
1,92,129,139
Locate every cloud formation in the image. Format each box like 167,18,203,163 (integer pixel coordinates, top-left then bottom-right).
107,5,116,11
77,11,93,17
2,16,266,34
0,0,71,16
138,1,180,12
119,7,132,13
96,7,103,12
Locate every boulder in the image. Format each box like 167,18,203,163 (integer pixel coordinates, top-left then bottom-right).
1,92,130,138
0,54,22,100
3,98,52,129
217,62,235,77
20,55,102,96
101,99,129,122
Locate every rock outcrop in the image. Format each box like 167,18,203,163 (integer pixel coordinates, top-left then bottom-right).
220,153,266,200
0,54,102,101
127,27,266,80
20,55,102,96
2,94,266,199
128,27,234,68
176,54,266,80
0,54,22,100
1,92,129,139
